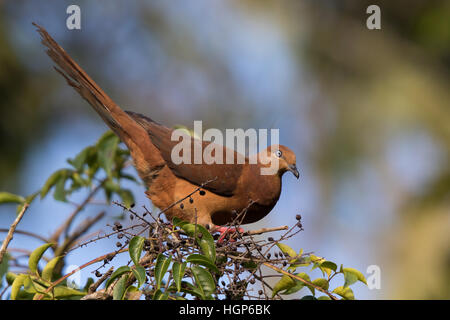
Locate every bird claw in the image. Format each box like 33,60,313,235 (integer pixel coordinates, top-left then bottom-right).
214,226,245,244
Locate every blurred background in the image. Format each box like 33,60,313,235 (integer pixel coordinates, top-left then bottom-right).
0,0,449,299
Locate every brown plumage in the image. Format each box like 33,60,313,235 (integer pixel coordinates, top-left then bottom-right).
34,23,299,232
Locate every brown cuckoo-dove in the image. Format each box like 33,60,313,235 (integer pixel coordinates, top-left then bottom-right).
34,23,299,239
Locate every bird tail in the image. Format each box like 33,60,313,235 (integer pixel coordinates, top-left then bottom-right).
33,22,146,146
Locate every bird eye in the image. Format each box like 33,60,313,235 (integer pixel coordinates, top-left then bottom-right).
275,150,282,158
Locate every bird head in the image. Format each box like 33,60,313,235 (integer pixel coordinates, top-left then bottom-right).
258,145,299,179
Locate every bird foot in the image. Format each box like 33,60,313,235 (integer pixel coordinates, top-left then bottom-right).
213,226,245,244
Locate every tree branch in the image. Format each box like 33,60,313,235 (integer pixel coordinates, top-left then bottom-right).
262,262,338,300
0,203,30,265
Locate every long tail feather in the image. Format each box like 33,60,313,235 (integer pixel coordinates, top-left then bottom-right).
33,22,131,138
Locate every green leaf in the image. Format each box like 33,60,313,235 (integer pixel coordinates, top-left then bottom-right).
53,286,85,298
103,179,120,203
53,176,68,202
179,223,216,263
105,266,131,288
343,269,358,287
128,236,145,266
343,267,367,286
155,254,172,290
132,265,146,288
318,295,332,300
242,260,258,270
310,254,326,272
300,295,318,300
288,255,312,270
104,179,120,193
333,286,355,300
70,172,86,189
176,281,204,299
0,192,25,204
40,169,73,199
286,248,308,268
113,274,128,300
312,278,329,291
0,252,10,286
271,274,296,297
187,254,220,274
172,217,185,227
153,288,169,300
10,274,27,300
24,275,39,295
320,261,337,277
191,266,215,298
6,272,17,285
97,131,119,177
172,261,187,292
29,243,53,276
284,272,313,295
125,286,142,300
69,146,96,172
42,256,62,282
117,189,135,208
83,277,94,292
276,243,297,259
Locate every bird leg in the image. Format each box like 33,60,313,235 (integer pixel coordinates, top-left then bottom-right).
213,226,245,244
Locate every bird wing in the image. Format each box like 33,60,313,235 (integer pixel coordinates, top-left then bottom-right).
126,112,245,197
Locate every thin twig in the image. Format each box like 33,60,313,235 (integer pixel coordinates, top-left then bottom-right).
55,211,106,256
50,179,106,243
244,225,289,236
262,262,338,300
0,203,30,265
88,266,114,294
0,228,49,243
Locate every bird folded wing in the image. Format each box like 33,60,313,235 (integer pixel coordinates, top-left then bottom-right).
126,112,245,197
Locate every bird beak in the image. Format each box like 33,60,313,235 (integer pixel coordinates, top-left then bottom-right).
288,164,299,179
